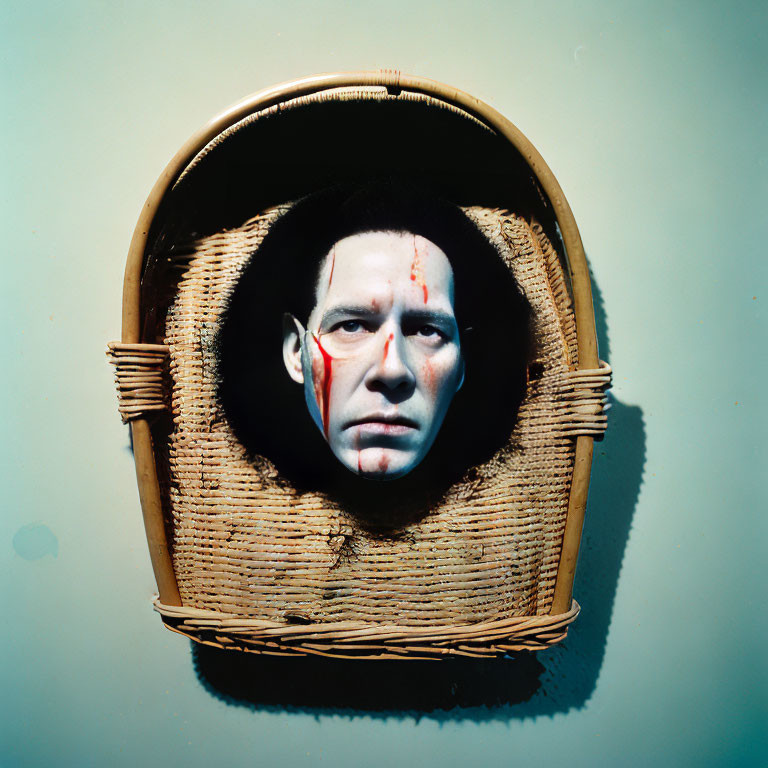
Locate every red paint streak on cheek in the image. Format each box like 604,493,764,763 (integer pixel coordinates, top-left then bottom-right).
354,428,362,474
311,350,324,405
422,358,435,396
311,333,334,437
383,333,394,362
378,452,389,472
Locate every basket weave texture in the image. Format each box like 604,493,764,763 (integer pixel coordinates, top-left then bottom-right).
159,207,580,636
105,82,615,657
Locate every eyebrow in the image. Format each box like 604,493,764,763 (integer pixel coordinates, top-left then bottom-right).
403,309,457,328
320,305,382,327
320,305,457,329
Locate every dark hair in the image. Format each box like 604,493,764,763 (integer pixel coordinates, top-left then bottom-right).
216,182,531,500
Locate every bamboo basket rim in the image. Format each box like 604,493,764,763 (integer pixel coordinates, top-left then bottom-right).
119,70,598,622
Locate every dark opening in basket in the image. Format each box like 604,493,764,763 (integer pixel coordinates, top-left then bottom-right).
216,181,532,508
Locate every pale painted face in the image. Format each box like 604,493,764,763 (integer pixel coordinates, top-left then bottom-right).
282,231,464,480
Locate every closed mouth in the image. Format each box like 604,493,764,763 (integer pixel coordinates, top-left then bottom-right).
344,415,419,431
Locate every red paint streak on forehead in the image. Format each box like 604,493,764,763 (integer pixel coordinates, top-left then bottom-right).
311,332,334,438
327,246,336,292
410,234,429,304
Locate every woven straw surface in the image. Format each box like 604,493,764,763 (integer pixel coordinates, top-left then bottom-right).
161,206,579,630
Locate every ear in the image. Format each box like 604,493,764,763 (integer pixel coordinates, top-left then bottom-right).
282,313,306,384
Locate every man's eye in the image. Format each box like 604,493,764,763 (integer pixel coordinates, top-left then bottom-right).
416,325,441,338
338,320,366,333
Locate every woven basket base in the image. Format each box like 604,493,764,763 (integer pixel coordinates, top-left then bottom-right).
155,600,579,660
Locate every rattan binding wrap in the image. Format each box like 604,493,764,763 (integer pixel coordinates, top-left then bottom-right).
106,343,169,423
154,598,580,660
110,73,611,658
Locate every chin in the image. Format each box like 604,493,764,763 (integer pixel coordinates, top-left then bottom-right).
338,447,417,481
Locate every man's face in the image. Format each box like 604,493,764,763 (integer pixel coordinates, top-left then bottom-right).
283,230,464,480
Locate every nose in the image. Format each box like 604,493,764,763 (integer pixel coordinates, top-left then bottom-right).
364,328,416,399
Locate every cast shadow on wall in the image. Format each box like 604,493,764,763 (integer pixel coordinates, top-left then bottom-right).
192,274,645,719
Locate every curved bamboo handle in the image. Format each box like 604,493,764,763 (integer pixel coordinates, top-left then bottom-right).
121,70,598,615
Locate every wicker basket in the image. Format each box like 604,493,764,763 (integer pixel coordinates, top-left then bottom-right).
108,72,610,660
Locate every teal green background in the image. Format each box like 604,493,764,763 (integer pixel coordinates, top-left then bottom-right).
2,1,766,766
